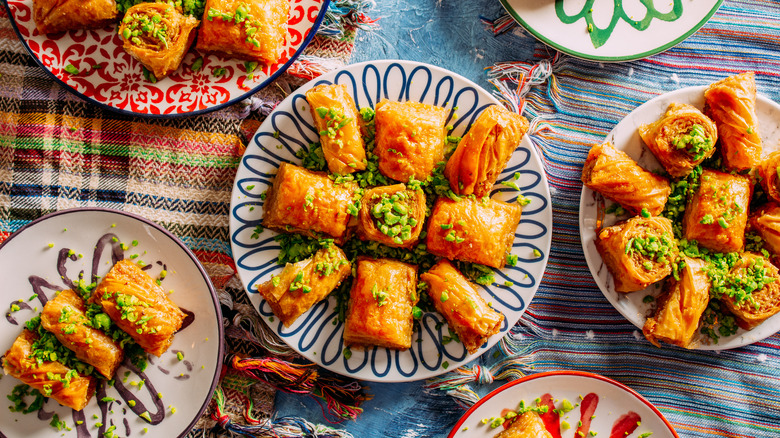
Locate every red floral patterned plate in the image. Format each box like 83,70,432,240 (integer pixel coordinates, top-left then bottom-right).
3,0,330,117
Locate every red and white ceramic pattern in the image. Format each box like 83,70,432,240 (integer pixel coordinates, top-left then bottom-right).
4,0,329,116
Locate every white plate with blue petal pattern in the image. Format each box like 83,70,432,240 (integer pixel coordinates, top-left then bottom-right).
228,60,552,382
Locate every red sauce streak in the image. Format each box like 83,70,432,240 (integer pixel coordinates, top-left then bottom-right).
575,393,599,438
610,411,641,438
538,393,562,438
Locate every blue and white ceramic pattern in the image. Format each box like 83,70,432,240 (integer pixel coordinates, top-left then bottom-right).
229,60,552,382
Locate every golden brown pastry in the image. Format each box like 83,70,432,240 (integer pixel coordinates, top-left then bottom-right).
444,105,530,196
374,100,448,182
420,259,504,354
306,84,367,174
704,72,762,172
595,216,678,293
426,197,522,269
33,0,118,34
40,289,124,378
197,0,288,64
262,162,358,245
581,141,671,217
3,330,96,411
118,3,200,79
758,150,780,204
357,184,426,248
643,257,710,348
257,246,351,327
749,202,780,257
494,411,553,438
720,252,780,330
638,103,718,177
91,259,186,357
682,169,751,254
342,257,419,350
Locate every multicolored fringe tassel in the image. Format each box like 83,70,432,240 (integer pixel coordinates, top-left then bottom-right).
486,54,558,116
318,0,379,39
207,387,355,437
479,13,518,36
287,55,347,81
424,336,532,408
227,354,370,422
225,302,298,357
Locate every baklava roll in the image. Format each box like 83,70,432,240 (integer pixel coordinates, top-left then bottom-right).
704,72,762,172
197,0,288,64
420,259,504,354
374,100,448,182
306,84,366,174
595,216,678,293
720,252,780,330
581,142,671,217
119,3,200,79
638,103,718,177
357,184,426,248
494,411,553,438
444,105,530,196
33,0,118,34
426,197,522,269
682,169,751,254
3,330,96,411
343,257,419,350
91,259,186,357
749,203,780,257
262,162,358,244
257,246,351,327
41,289,124,378
758,150,780,204
643,257,710,348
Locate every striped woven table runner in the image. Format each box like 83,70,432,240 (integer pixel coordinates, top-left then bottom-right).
464,2,780,437
0,3,375,437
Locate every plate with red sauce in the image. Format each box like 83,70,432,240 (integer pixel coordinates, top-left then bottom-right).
449,371,678,438
0,208,223,438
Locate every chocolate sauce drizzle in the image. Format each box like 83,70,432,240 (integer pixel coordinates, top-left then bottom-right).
7,231,197,436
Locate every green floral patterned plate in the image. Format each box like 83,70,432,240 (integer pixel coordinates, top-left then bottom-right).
500,0,723,62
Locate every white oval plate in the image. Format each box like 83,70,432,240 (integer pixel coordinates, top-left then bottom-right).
3,0,329,116
449,371,679,438
229,60,553,382
500,0,722,62
579,86,780,350
0,208,223,438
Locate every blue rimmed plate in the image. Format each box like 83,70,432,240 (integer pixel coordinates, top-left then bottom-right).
228,60,552,382
0,208,223,437
3,0,329,117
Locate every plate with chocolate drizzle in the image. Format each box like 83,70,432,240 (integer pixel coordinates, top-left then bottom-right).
0,207,223,438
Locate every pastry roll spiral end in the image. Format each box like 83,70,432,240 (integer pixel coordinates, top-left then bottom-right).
119,3,200,79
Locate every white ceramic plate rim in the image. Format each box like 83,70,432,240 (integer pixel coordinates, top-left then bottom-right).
229,59,553,382
448,371,679,438
0,207,224,438
499,0,723,62
579,85,780,350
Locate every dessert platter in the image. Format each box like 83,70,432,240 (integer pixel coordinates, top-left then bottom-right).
229,59,553,381
0,208,223,438
3,0,329,115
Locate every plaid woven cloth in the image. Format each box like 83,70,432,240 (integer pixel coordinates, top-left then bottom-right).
275,1,780,437
0,3,373,436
